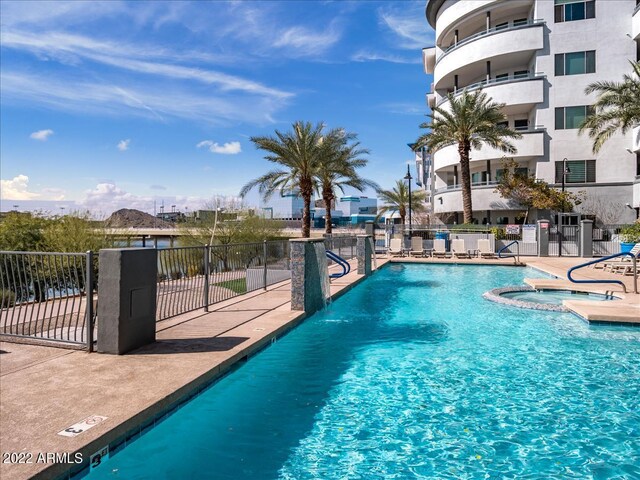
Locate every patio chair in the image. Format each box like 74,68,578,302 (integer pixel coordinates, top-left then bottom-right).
408,236,425,257
477,239,497,259
603,243,640,272
432,238,449,258
388,238,404,257
452,239,471,259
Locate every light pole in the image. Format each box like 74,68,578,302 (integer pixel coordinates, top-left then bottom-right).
559,158,571,256
404,164,413,236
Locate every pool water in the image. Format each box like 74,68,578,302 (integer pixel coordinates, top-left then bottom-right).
501,290,615,306
86,265,640,479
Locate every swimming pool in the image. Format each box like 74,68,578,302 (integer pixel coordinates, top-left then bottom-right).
85,264,640,479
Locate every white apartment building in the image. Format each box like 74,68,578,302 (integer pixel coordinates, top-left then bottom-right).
423,0,639,225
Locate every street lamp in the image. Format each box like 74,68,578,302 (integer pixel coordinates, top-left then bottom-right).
404,164,413,236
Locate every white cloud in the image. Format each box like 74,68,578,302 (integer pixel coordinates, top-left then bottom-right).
0,174,65,200
351,50,421,64
197,140,242,155
30,129,54,141
272,23,342,57
1,71,286,125
117,139,130,151
378,6,435,49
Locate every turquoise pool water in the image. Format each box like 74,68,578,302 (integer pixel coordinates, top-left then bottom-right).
86,265,640,479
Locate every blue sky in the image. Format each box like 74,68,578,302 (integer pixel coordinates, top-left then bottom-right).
0,0,435,216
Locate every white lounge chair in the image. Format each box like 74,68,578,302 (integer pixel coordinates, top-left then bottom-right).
452,239,471,259
388,238,404,257
477,239,497,259
603,243,640,272
408,236,424,257
432,238,449,258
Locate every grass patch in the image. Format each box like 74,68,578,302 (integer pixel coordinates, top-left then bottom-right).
213,277,247,294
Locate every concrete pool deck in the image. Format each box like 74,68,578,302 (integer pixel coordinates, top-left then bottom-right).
1,255,637,479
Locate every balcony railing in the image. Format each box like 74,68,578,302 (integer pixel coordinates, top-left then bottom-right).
435,19,545,67
436,73,545,107
434,180,500,195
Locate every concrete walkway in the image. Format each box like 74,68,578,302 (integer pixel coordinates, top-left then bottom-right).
0,258,383,480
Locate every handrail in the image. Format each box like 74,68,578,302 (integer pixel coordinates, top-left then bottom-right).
326,250,350,279
567,252,638,294
498,240,520,264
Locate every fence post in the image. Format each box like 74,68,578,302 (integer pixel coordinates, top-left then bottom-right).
85,251,94,352
263,240,268,291
537,220,550,257
204,245,210,312
580,219,593,258
357,235,372,276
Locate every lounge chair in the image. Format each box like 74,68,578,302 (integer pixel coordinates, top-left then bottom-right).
408,236,425,257
477,239,497,259
603,243,640,272
388,238,404,257
432,238,449,258
452,239,471,259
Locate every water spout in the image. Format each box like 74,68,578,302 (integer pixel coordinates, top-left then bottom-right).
313,242,331,307
368,237,378,271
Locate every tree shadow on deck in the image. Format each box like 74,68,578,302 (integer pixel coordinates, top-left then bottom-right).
130,336,249,355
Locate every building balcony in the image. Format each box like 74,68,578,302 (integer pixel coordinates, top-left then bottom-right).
634,175,640,209
436,73,544,115
633,126,640,153
427,92,436,109
423,47,436,75
432,129,545,172
430,0,505,44
433,20,545,90
633,3,640,41
432,182,518,214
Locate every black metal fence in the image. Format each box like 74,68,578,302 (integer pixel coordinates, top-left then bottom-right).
0,251,95,348
324,235,358,260
156,240,292,321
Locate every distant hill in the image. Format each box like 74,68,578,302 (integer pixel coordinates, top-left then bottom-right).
105,209,172,229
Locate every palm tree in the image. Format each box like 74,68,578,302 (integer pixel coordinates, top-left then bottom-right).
579,60,640,153
240,121,324,238
416,89,521,224
376,180,428,226
316,129,379,234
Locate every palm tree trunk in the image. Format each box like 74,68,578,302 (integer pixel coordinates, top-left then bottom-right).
300,179,312,238
458,141,473,224
399,205,406,227
323,189,333,235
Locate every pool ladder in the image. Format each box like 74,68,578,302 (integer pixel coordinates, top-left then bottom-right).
567,252,638,294
326,250,350,279
498,240,520,264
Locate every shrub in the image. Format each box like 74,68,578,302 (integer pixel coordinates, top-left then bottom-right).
0,289,16,307
620,223,640,243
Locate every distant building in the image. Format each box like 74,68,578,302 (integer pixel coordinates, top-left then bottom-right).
259,189,310,220
314,196,378,227
156,211,185,223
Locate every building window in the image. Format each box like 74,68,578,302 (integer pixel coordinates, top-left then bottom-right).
496,168,528,181
497,121,508,129
554,160,596,183
495,21,508,30
514,70,529,79
555,0,595,22
514,119,529,131
471,171,489,185
555,51,596,76
495,73,509,82
513,18,528,27
555,105,594,129
496,217,509,225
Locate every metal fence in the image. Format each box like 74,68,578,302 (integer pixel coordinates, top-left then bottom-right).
156,240,292,321
324,235,358,260
0,251,95,348
593,224,625,256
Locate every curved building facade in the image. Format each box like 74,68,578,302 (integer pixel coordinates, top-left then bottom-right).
423,0,639,224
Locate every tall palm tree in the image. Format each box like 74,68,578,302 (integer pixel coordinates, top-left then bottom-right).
376,180,428,226
317,129,379,234
416,89,521,224
579,60,640,153
240,121,324,238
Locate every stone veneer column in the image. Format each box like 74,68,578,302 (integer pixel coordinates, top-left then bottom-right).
290,238,326,314
97,248,157,355
537,220,550,257
357,235,372,276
